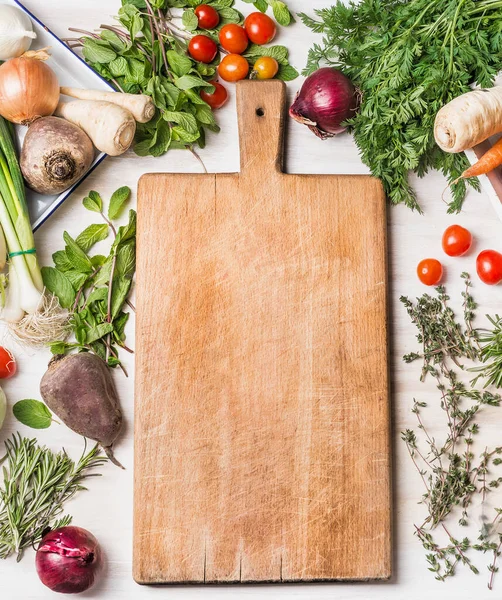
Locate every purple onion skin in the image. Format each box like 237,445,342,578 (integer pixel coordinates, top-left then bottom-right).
289,67,360,139
36,526,102,594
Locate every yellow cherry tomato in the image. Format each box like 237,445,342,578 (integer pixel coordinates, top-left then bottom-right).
253,56,279,80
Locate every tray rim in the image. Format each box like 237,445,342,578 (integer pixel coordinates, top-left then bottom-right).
10,0,115,232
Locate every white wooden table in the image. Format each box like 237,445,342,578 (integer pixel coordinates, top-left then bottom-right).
2,1,502,598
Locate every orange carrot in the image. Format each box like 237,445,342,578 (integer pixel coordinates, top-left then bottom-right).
458,137,502,181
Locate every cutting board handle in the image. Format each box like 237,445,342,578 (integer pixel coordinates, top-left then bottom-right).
236,80,286,175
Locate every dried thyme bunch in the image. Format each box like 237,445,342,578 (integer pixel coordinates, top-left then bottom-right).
401,274,502,589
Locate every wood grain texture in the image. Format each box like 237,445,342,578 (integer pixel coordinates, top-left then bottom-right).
134,80,391,585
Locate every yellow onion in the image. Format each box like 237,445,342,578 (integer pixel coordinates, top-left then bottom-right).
0,57,59,125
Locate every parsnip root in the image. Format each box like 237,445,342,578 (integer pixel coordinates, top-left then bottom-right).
60,87,155,123
55,100,136,156
434,87,502,153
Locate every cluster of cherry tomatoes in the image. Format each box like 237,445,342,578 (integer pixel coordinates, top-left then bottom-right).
188,6,280,110
417,224,502,286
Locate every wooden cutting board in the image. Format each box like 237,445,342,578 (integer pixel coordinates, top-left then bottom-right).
134,80,391,585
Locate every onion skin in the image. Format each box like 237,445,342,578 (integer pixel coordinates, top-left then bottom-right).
36,526,102,594
289,67,360,139
21,117,94,195
0,57,59,125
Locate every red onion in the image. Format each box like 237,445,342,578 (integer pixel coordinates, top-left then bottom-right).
35,526,102,594
289,67,360,139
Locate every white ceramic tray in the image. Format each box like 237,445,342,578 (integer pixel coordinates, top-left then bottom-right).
3,0,114,231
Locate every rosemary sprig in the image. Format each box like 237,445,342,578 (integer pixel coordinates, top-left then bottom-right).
471,315,502,389
0,434,106,561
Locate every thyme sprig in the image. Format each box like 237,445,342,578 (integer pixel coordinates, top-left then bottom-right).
0,435,106,561
401,275,502,588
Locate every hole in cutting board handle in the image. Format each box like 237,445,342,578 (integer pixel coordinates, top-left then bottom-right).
256,107,265,117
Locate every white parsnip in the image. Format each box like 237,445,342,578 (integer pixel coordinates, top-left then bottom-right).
60,87,155,123
434,86,502,153
55,100,136,156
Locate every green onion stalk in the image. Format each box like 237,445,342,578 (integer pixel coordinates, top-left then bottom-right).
0,116,44,323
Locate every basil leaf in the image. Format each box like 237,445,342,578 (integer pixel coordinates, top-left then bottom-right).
76,224,109,253
108,186,132,220
13,400,53,430
41,267,76,309
83,191,103,213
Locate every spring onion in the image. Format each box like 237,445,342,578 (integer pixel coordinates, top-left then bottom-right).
0,116,68,345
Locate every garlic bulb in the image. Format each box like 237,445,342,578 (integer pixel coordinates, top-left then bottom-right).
0,5,36,61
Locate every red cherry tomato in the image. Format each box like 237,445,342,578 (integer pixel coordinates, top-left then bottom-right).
188,35,218,64
218,54,249,82
200,81,228,109
0,346,16,379
219,24,249,54
194,4,220,29
244,12,277,45
253,56,279,80
417,258,443,286
476,250,502,285
442,224,473,257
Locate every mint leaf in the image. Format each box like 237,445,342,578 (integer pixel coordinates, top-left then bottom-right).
63,232,94,273
272,0,292,26
244,44,289,64
175,75,215,91
42,267,76,309
83,191,103,213
108,186,132,220
166,50,193,77
277,63,299,81
13,400,53,429
82,39,117,64
182,9,199,31
76,224,109,253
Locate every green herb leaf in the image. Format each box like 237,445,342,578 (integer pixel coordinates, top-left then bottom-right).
13,400,53,429
63,232,93,273
276,63,299,81
82,39,117,64
174,75,215,91
271,0,292,26
52,250,72,272
41,267,76,309
244,44,289,64
76,224,109,252
83,191,103,213
86,322,115,344
108,186,132,220
182,9,199,31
